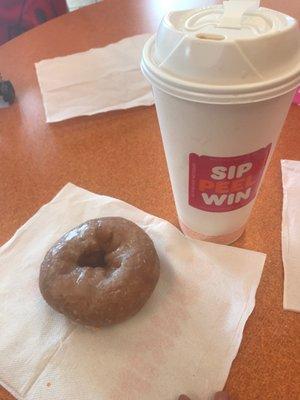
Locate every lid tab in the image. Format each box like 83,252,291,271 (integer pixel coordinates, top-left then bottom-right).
218,0,260,29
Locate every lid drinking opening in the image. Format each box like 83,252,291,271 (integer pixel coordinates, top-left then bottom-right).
196,33,225,41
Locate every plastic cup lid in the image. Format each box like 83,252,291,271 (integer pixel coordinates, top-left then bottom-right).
141,0,300,104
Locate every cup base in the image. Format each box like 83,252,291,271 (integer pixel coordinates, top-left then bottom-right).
179,220,246,245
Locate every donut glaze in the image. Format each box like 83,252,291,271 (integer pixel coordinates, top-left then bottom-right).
39,217,160,327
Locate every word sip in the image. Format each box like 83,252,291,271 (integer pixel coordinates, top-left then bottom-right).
199,162,255,206
210,162,252,180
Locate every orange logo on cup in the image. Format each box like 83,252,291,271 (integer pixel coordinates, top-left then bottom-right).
189,144,272,212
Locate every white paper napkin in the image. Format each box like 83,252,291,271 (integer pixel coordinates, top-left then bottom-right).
35,34,154,123
68,0,100,12
0,183,266,400
281,160,300,312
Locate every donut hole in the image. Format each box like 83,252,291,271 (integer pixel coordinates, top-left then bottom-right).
78,250,107,269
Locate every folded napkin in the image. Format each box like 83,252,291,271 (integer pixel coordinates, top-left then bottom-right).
35,34,154,123
0,183,266,400
68,0,100,12
281,160,300,312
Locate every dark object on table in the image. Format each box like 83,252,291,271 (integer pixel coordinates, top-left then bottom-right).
0,75,15,104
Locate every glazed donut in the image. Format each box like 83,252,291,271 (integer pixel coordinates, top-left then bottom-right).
39,217,160,327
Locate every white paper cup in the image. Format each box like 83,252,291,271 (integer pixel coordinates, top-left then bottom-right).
152,87,295,243
142,1,300,244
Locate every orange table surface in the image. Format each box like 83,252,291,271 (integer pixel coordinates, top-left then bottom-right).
0,1,299,399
